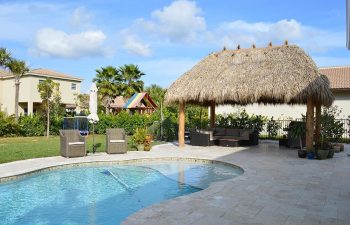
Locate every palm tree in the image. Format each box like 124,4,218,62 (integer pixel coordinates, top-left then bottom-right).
93,66,123,114
119,64,145,98
7,59,29,121
0,48,12,68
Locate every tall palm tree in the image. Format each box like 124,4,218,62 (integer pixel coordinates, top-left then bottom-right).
7,59,29,121
0,48,12,68
119,64,145,98
93,66,123,114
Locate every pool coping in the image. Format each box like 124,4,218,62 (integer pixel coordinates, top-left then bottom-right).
0,156,244,184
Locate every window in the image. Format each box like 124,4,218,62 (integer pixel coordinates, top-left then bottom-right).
39,80,44,84
71,83,77,91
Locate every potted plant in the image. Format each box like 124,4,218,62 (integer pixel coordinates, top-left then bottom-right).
316,141,331,160
289,121,307,158
319,106,345,159
132,128,147,151
144,134,153,151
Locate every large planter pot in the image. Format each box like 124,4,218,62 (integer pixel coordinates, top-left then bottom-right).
137,144,144,151
144,145,151,151
298,150,307,158
307,152,315,160
333,144,344,153
327,149,334,158
316,149,330,160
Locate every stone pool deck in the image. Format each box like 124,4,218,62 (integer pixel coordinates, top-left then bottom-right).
1,141,350,225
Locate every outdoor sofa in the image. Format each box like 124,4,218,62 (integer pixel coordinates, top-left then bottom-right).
59,129,87,157
190,128,259,146
106,128,127,154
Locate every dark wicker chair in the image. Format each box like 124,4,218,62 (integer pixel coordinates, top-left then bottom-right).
60,130,86,158
106,128,127,154
190,130,215,146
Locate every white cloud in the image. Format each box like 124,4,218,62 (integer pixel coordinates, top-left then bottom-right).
33,28,108,58
122,34,152,57
215,19,345,53
136,0,206,43
70,7,94,28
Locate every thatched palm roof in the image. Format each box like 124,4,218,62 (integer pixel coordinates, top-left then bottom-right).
165,44,334,107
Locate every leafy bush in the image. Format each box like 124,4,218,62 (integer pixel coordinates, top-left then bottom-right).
94,111,157,135
215,110,267,133
266,117,281,138
321,106,345,142
50,116,64,135
18,115,45,136
0,112,20,137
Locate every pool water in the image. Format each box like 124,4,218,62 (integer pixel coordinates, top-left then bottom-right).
0,161,242,225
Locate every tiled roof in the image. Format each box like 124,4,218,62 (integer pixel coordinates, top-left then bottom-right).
110,96,126,108
29,68,83,81
0,68,82,81
319,66,350,90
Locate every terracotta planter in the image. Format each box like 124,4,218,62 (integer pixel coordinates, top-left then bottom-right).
144,145,151,151
333,145,341,153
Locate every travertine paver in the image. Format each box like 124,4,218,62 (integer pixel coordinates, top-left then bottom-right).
0,141,349,225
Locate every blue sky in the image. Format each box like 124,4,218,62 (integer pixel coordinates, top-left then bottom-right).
0,0,347,93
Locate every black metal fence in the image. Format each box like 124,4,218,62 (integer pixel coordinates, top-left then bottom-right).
260,119,350,139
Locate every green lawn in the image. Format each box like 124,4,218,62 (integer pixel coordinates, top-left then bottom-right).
0,135,165,164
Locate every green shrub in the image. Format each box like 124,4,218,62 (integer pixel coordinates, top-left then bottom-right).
321,106,345,142
19,115,45,136
0,113,20,137
50,116,64,135
215,110,267,133
266,117,281,138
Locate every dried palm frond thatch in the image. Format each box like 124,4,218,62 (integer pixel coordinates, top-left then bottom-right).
164,44,334,107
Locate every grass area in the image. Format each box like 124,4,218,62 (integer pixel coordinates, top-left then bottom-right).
0,135,166,164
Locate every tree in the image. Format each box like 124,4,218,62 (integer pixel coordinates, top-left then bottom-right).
0,48,11,68
37,79,60,137
74,93,89,114
7,59,29,122
145,84,166,139
119,64,145,97
145,84,166,106
93,66,123,114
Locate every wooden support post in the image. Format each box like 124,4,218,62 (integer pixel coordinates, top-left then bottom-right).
315,102,321,147
210,101,216,128
306,98,315,151
178,102,185,148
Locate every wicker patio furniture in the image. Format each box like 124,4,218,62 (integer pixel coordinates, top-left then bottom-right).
59,129,87,158
106,128,127,154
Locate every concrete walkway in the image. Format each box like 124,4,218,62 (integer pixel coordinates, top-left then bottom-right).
1,141,350,225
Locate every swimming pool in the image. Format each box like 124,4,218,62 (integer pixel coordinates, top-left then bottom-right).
0,160,243,225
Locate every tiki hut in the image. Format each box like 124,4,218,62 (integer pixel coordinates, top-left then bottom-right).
165,43,334,148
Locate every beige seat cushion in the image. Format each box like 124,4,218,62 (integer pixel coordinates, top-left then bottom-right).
68,142,85,145
110,140,125,143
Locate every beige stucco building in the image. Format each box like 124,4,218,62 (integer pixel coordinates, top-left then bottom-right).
216,66,350,119
0,68,83,115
